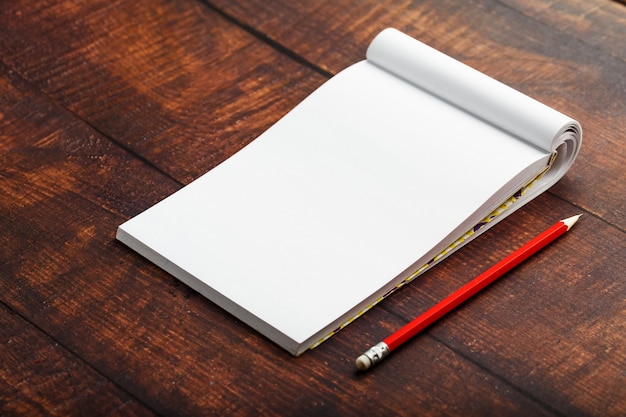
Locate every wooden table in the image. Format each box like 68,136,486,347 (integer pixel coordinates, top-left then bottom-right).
1,1,625,415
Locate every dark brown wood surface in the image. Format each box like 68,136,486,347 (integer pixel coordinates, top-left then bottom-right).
1,0,624,416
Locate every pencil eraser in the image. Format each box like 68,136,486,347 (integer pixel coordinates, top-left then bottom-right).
355,354,372,371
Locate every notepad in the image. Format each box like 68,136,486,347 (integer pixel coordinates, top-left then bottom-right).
117,28,581,355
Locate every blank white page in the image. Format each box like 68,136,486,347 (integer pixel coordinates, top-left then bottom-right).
118,59,548,353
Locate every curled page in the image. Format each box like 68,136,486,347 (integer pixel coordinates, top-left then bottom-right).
366,28,581,190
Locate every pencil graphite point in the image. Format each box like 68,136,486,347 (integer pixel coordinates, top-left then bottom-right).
562,214,582,230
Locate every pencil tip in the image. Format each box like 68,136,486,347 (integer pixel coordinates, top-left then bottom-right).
562,214,582,230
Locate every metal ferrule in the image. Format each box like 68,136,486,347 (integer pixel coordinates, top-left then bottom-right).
363,342,390,367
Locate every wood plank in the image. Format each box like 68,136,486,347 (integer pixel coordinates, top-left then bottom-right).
208,0,626,72
207,0,626,230
500,0,626,59
0,304,157,417
0,0,326,185
0,59,561,416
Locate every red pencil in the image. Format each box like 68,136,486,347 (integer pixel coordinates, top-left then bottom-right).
355,214,581,371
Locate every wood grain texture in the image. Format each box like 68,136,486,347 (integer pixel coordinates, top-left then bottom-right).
0,0,326,185
501,0,626,59
1,0,624,415
0,304,156,417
